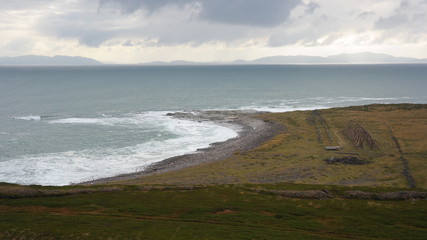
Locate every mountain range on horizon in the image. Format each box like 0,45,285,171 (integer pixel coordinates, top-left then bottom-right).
144,52,427,65
0,55,102,65
246,52,427,64
1,52,426,65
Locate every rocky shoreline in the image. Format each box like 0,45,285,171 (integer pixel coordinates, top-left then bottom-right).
80,110,283,185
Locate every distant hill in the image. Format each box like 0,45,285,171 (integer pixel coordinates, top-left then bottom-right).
142,52,427,65
142,60,212,66
0,55,102,65
246,52,427,64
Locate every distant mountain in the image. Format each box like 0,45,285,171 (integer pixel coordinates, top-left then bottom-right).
141,53,427,65
0,55,102,65
247,55,325,64
247,52,427,64
142,60,211,65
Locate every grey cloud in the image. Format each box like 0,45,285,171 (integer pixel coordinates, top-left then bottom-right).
376,14,407,29
98,0,192,14
38,0,302,47
37,7,250,47
98,0,302,27
269,0,427,48
4,38,34,53
0,0,53,10
358,11,376,19
77,31,115,47
37,12,117,47
375,0,427,33
305,2,320,14
198,0,301,27
268,14,333,47
149,23,254,46
376,12,427,31
27,0,427,50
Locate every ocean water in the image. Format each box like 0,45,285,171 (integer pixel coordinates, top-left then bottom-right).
0,64,426,185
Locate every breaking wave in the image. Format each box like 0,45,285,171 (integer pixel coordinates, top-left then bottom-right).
13,115,42,121
1,112,237,186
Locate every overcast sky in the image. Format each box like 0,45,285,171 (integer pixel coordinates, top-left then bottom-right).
1,0,426,63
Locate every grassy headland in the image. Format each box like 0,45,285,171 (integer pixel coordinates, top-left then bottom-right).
121,104,427,188
0,104,426,239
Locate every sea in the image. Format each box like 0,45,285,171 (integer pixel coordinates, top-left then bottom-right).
0,64,426,186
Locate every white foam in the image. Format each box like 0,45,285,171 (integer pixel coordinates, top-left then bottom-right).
236,96,412,113
48,112,171,127
13,115,41,121
49,118,104,124
0,112,237,186
333,97,403,103
237,105,328,113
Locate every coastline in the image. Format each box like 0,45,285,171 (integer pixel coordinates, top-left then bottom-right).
81,110,283,185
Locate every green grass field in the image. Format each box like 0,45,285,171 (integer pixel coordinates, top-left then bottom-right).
1,104,426,239
1,184,426,239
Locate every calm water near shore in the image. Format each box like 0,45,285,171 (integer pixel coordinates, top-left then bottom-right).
0,64,426,185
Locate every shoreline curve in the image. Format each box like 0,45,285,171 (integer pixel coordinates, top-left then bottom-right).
80,110,283,185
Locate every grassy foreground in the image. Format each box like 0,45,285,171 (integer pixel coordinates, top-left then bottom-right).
0,183,426,240
0,104,426,239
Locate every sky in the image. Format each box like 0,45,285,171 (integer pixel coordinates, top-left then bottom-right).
1,0,426,64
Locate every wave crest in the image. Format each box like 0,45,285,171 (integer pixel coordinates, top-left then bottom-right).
13,115,41,121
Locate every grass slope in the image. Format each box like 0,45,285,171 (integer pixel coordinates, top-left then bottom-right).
0,184,426,239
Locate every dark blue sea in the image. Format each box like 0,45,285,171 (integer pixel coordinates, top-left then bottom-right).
0,64,426,185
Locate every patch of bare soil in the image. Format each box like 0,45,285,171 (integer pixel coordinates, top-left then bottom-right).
212,209,237,215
